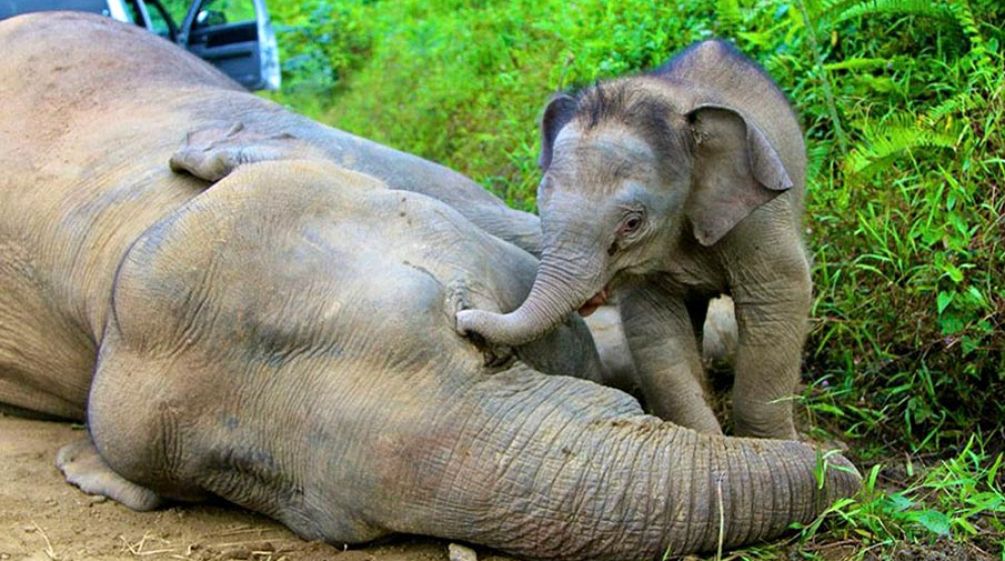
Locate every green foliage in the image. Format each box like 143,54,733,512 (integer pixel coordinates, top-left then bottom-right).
842,114,959,177
799,0,1004,454
830,0,960,26
268,0,719,209
791,434,1005,558
263,1,1005,552
265,0,374,96
158,0,190,24
679,434,1004,559
716,0,744,35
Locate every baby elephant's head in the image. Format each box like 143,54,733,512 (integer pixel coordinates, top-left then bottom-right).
458,75,793,347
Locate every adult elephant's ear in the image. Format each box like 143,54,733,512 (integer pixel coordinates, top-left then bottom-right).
538,93,578,170
169,123,321,182
685,104,793,246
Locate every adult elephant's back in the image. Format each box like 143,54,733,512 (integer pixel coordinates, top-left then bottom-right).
0,12,540,420
2,12,542,257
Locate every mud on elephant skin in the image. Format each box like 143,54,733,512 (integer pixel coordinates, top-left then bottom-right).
457,40,813,440
0,13,859,561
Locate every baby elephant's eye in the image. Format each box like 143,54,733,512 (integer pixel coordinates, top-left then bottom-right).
619,212,644,236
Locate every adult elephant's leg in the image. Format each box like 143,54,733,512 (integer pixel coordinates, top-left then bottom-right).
82,333,214,510
729,248,811,440
168,116,543,257
620,283,722,434
56,435,162,510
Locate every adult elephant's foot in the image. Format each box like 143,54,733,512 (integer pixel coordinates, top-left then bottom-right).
56,436,162,511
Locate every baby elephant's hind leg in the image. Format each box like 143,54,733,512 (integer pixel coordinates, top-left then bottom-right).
56,435,162,511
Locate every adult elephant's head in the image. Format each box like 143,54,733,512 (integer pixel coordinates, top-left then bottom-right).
456,75,795,346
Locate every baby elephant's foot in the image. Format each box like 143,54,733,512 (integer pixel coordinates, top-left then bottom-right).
56,436,162,511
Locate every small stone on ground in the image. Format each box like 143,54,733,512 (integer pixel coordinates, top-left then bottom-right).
448,543,477,561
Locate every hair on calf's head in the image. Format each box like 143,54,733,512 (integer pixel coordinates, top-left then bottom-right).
541,79,693,175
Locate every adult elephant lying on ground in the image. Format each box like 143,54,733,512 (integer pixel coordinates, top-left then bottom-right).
0,13,859,560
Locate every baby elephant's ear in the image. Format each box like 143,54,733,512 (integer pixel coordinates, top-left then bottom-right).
539,93,578,170
169,123,307,182
685,105,793,246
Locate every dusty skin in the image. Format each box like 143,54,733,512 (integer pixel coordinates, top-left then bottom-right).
0,416,510,561
8,417,976,561
0,302,724,561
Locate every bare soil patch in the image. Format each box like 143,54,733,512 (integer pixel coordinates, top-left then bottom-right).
0,417,508,561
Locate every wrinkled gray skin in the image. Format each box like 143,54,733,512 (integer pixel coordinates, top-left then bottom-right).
0,15,859,560
458,41,811,439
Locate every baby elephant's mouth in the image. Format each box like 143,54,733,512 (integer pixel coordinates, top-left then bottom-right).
577,286,610,317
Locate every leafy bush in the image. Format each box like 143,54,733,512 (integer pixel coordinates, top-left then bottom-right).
267,0,374,96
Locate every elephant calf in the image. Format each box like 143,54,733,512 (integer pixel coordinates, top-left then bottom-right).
0,13,859,561
459,40,814,439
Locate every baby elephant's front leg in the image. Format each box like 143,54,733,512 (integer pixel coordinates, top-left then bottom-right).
620,283,722,434
730,256,811,440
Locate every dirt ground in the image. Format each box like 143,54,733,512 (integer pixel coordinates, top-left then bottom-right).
0,416,508,561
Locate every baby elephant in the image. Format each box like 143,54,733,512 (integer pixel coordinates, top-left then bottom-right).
459,40,811,439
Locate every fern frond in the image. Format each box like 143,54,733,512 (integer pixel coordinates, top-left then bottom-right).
805,0,858,35
926,92,972,122
817,0,866,18
945,0,982,43
833,0,957,24
806,139,833,182
844,114,958,177
821,0,986,60
945,1,992,70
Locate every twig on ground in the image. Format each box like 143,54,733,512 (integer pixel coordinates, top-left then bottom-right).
119,532,174,556
30,520,57,561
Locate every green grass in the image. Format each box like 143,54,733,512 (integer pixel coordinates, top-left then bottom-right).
262,0,1004,557
655,434,1004,560
736,434,1004,560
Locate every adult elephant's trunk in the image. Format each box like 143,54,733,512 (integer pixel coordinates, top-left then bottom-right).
382,367,861,560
